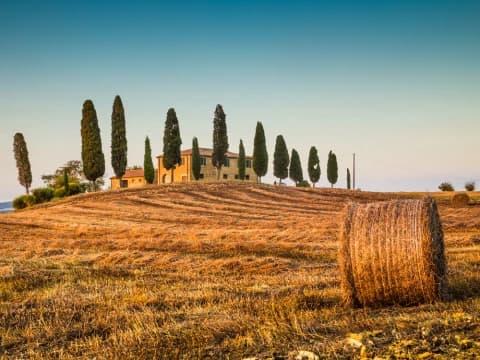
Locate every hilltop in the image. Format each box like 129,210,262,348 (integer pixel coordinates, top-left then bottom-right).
0,183,479,359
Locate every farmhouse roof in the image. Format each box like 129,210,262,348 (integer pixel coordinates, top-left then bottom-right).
110,168,145,179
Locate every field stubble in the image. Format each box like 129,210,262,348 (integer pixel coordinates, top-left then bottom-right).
0,183,479,359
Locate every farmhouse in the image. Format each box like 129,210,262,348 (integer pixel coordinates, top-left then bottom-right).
110,169,151,190
157,148,258,184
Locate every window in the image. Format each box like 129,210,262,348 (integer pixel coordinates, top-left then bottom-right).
200,157,207,166
120,180,128,188
246,159,252,168
245,175,250,180
235,174,239,180
223,158,230,167
199,173,205,179
223,174,228,180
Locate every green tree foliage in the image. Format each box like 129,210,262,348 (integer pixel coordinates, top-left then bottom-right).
252,121,268,181
81,100,105,191
289,149,303,185
273,135,289,183
307,146,321,187
212,104,229,180
347,168,351,190
238,139,246,180
111,95,127,179
13,133,32,194
465,181,475,191
144,136,155,184
32,188,54,203
64,168,70,195
327,150,338,188
162,108,182,182
191,137,201,181
438,182,454,191
42,160,99,192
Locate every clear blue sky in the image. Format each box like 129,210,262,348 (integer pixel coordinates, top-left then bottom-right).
1,0,479,200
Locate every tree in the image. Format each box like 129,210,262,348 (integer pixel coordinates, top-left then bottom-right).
63,168,70,195
13,133,32,194
238,139,246,180
192,137,201,181
327,150,338,188
307,146,320,187
41,160,99,192
81,100,105,191
289,149,303,185
438,182,454,191
347,168,351,190
162,108,182,182
111,95,127,180
273,135,289,184
144,136,155,184
465,181,475,191
253,121,268,182
212,104,228,180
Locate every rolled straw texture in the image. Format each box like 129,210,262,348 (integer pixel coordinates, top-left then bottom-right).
339,197,447,307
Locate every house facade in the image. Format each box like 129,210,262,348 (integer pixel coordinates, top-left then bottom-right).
110,169,149,190
157,148,258,184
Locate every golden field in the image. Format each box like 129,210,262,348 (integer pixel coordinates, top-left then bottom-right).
0,183,479,359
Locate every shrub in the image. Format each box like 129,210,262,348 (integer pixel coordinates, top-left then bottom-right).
32,187,54,203
54,188,66,198
465,181,475,192
25,195,37,207
12,195,28,210
438,182,454,191
296,180,311,188
68,183,81,195
452,193,470,207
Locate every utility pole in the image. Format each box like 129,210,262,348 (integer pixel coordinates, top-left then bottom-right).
353,153,356,190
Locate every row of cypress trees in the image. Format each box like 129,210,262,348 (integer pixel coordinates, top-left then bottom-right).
272,135,344,188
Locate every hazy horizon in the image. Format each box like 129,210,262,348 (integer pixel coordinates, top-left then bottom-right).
1,0,479,201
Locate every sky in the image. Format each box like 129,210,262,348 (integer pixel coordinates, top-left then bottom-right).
1,0,479,201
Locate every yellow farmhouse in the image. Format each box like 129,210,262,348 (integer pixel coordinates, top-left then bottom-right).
110,169,150,190
157,147,258,184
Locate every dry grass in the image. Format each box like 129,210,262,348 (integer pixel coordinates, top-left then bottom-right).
0,183,479,359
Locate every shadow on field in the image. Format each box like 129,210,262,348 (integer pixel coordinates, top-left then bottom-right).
447,276,480,301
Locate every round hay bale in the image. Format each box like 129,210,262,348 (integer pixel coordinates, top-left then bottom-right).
339,197,447,307
451,193,469,207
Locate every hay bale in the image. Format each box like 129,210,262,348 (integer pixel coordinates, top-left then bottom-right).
339,198,447,307
451,193,469,207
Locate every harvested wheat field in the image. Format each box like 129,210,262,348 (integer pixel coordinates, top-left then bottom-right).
0,183,479,359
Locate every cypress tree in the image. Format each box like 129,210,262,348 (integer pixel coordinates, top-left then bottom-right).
273,135,289,184
63,168,70,195
327,150,338,188
144,136,155,184
111,95,127,180
212,104,228,180
347,168,351,190
289,149,303,185
80,100,105,191
192,137,201,181
13,132,32,194
308,146,321,188
238,139,246,180
252,121,268,182
162,108,182,182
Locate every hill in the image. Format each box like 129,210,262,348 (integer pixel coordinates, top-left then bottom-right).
0,183,479,359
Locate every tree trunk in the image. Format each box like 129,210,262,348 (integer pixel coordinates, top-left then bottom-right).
25,185,29,195
216,167,220,180
171,168,175,183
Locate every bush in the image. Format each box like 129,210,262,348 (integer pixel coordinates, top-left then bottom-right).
452,193,470,207
32,187,54,203
438,182,454,192
465,181,475,192
296,180,311,188
68,183,81,195
25,195,37,207
54,188,66,198
12,195,28,210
